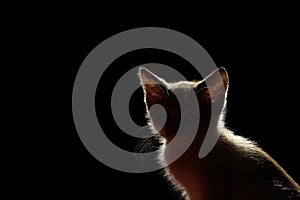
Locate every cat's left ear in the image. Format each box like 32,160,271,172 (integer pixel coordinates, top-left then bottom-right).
195,67,229,104
139,67,169,107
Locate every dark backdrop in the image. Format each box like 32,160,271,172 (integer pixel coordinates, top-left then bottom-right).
53,22,299,199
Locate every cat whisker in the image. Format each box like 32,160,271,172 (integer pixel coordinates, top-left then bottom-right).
144,139,156,160
134,137,151,162
134,135,160,162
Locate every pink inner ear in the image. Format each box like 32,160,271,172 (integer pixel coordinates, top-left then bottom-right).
204,68,229,91
139,67,164,85
195,68,229,103
144,83,168,107
139,68,169,101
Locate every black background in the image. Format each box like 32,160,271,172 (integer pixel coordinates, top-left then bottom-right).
35,18,300,199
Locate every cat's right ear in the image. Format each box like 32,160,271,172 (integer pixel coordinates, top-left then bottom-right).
195,67,229,105
138,67,169,107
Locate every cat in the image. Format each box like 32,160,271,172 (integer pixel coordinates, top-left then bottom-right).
138,67,300,200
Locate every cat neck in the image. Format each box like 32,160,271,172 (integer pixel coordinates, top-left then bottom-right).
165,127,225,200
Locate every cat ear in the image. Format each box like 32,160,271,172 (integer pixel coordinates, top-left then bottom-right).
139,67,169,107
195,67,229,104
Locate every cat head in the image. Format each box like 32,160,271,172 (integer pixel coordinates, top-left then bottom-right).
139,67,229,142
